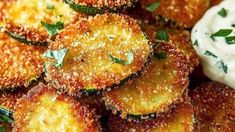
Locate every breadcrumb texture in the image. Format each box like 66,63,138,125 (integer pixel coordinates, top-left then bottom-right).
72,0,135,8
103,43,189,117
140,0,210,28
2,0,80,43
0,90,25,111
108,99,194,132
0,33,46,89
46,13,152,95
190,82,235,132
13,84,100,132
142,24,199,72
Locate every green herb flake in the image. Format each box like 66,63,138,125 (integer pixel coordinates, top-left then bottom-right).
146,2,160,12
218,8,227,17
0,114,14,123
0,126,5,132
47,4,55,10
211,29,233,40
156,30,169,41
232,24,235,28
204,50,218,58
154,52,167,60
108,50,134,65
193,40,198,47
43,48,69,69
216,61,228,73
226,36,235,44
41,21,64,36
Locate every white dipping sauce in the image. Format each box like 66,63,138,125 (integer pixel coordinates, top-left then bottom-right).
191,0,235,89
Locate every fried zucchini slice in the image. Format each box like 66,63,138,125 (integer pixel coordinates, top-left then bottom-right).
103,43,189,119
44,13,152,96
3,0,80,45
13,84,100,132
141,24,199,73
108,99,194,132
64,0,136,15
190,82,235,132
0,32,46,90
168,30,199,72
140,0,210,28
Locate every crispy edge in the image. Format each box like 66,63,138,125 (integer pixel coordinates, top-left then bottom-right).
108,97,194,132
103,42,190,119
72,0,136,9
13,83,100,132
190,82,235,131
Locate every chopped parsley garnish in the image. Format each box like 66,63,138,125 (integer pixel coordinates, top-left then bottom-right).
146,2,160,12
204,50,217,58
218,8,227,17
216,61,228,73
108,50,134,65
41,21,64,36
193,40,198,47
225,36,235,44
43,48,69,69
46,4,55,10
156,30,169,41
210,29,233,41
232,24,235,28
154,52,167,60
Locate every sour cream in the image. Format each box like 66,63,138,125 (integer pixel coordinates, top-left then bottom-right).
191,0,235,89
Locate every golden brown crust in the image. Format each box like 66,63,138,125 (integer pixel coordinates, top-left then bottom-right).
2,0,80,43
73,0,135,8
13,83,100,132
0,90,25,111
141,24,199,73
0,32,46,89
103,43,189,117
140,0,210,28
108,98,194,132
45,13,152,95
168,30,199,73
190,82,235,132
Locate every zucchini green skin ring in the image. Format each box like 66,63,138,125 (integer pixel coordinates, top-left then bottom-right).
6,31,48,46
0,107,14,122
64,0,105,15
63,0,135,15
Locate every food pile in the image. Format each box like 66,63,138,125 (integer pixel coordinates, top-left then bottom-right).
0,0,234,131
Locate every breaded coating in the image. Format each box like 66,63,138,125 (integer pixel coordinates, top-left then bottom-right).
45,13,152,95
108,99,194,132
2,0,80,44
140,0,210,28
190,82,235,132
142,24,199,73
70,0,135,8
0,32,46,89
78,94,107,116
13,83,100,132
168,30,199,72
0,90,25,111
103,43,189,118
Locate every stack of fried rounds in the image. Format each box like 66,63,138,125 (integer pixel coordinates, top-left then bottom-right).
0,0,234,132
